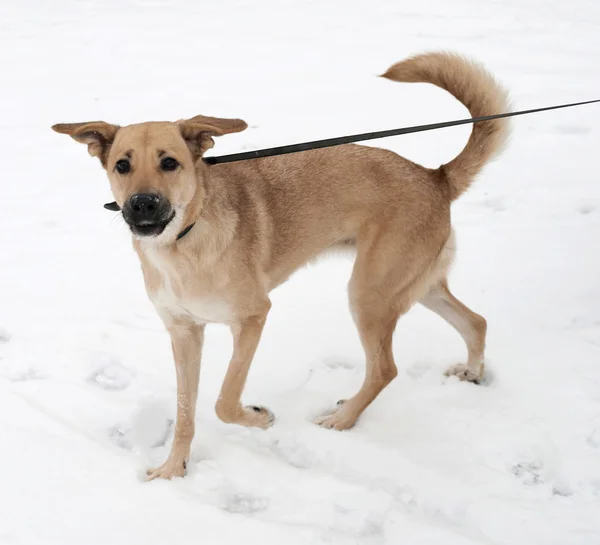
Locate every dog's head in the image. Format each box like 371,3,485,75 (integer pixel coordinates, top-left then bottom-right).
52,116,247,243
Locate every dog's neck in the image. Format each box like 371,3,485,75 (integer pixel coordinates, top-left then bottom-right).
172,164,209,243
192,172,238,253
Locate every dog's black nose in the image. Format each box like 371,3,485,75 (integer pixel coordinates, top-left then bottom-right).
126,193,162,223
122,192,174,237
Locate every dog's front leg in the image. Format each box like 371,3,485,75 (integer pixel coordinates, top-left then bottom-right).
147,318,205,481
215,303,274,429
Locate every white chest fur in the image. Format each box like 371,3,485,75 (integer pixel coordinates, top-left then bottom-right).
143,246,234,325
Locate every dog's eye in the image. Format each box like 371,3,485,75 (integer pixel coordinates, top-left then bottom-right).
160,157,179,172
115,159,131,174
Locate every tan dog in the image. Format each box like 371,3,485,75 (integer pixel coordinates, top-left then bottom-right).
52,51,509,480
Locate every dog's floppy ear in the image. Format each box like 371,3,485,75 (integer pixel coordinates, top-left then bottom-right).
178,115,247,158
51,122,120,167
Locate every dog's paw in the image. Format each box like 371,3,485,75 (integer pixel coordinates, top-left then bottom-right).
313,400,356,431
445,363,484,383
146,456,187,481
243,405,276,429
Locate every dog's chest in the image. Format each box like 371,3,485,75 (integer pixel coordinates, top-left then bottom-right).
143,247,233,324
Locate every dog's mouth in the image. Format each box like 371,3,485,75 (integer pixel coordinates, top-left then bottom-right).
127,211,176,238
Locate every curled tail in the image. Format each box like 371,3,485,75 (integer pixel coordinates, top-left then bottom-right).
381,52,510,201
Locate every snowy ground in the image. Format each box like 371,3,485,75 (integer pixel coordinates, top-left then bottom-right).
1,1,600,543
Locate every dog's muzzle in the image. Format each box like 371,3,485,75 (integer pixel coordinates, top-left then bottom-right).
122,193,175,237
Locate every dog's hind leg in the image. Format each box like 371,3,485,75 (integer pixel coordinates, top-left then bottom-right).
314,228,435,431
314,298,400,431
420,279,487,382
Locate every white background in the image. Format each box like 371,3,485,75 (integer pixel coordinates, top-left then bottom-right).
1,1,599,543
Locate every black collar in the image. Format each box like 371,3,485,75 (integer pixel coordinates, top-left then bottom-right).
176,223,195,241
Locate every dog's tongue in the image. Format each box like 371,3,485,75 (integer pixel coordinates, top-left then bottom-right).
104,201,120,211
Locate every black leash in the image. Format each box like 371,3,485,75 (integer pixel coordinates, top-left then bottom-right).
204,98,600,164
104,98,600,222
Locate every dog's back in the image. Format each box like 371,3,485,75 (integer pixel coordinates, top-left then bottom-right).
205,53,510,289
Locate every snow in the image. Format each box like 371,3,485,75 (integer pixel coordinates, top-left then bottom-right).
1,0,600,543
